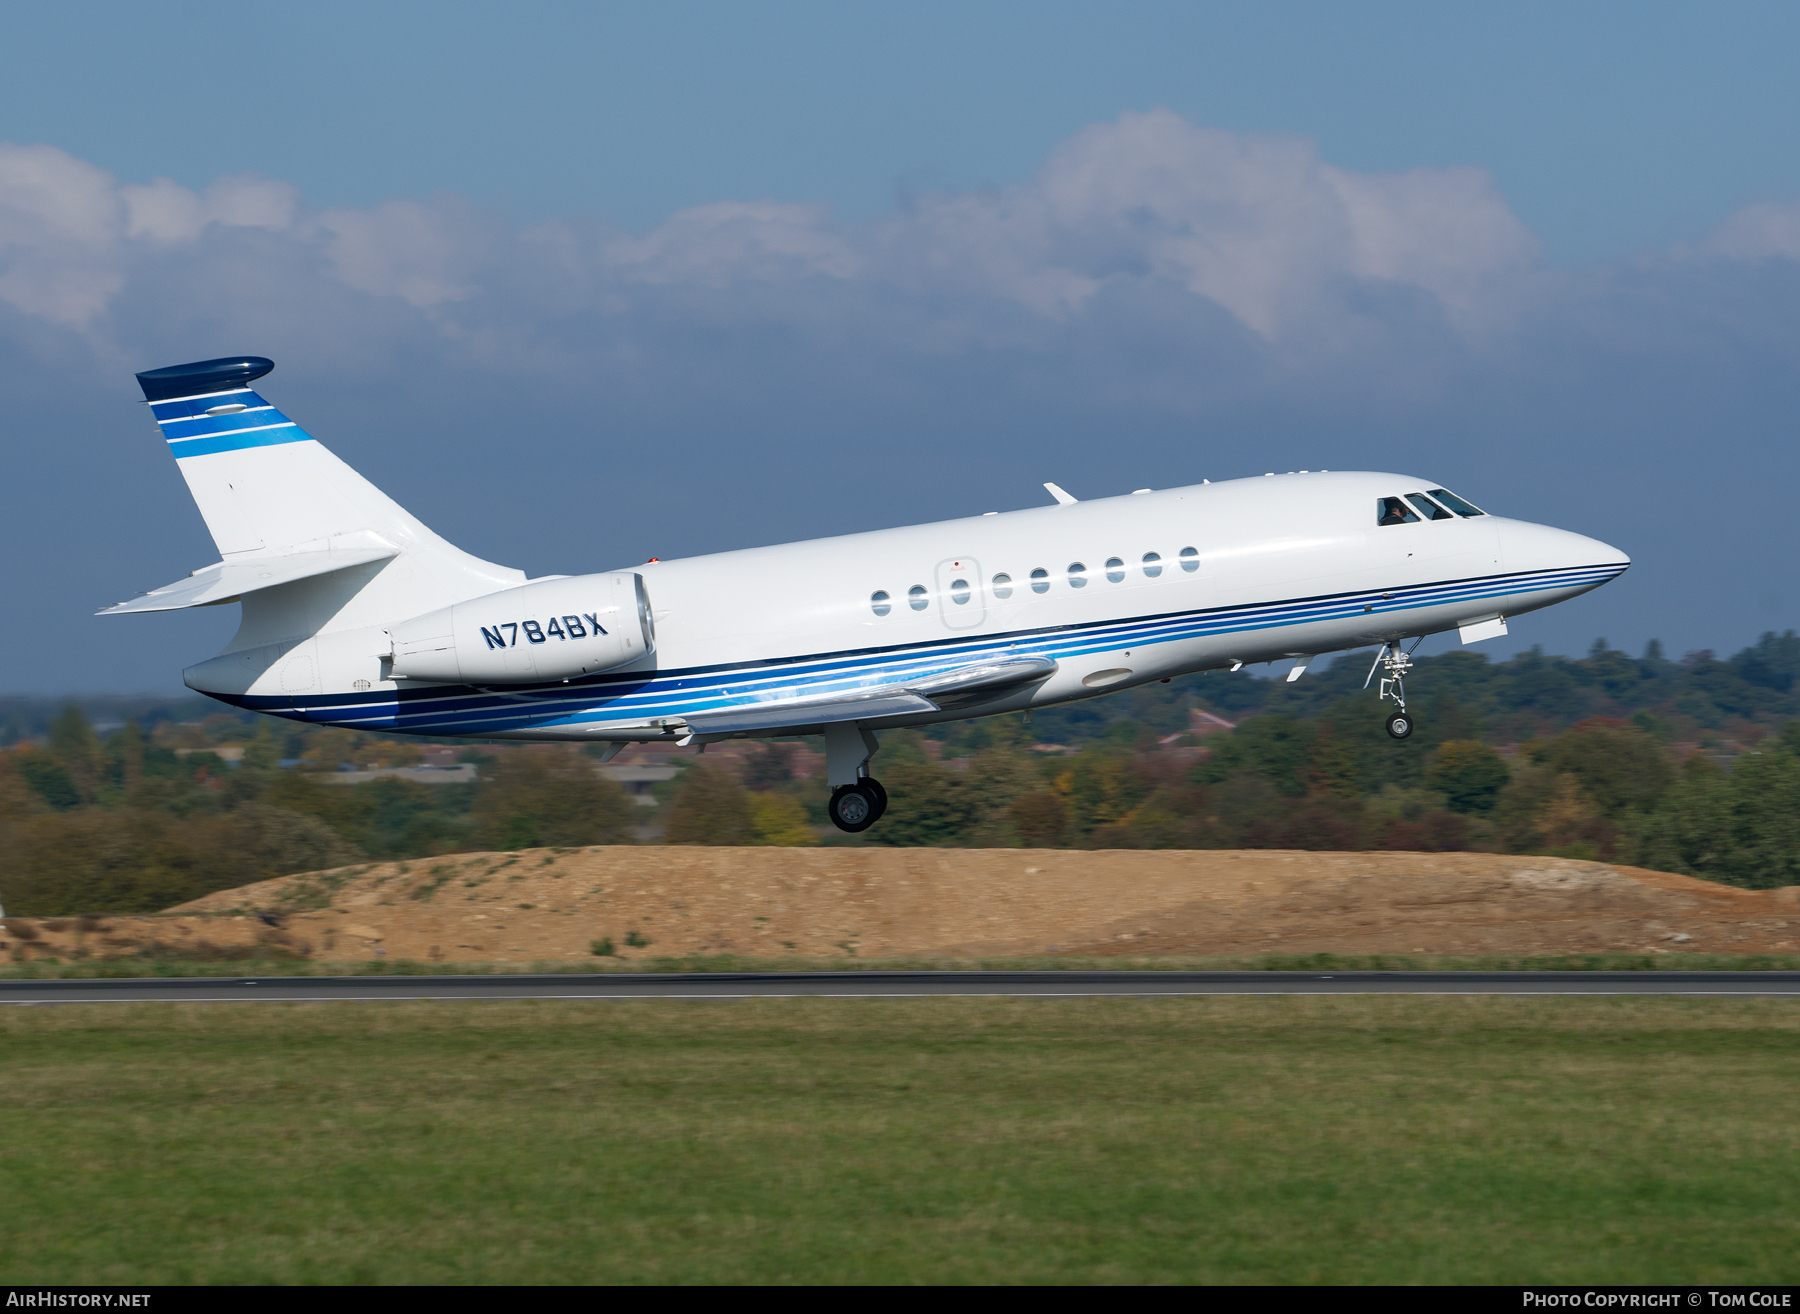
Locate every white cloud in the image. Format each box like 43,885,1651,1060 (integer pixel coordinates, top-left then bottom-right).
0,113,1547,344
602,200,860,287
0,146,303,327
0,142,124,326
8,107,1799,405
875,111,1538,335
1322,158,1538,324
311,197,492,308
121,174,298,243
1701,199,1800,261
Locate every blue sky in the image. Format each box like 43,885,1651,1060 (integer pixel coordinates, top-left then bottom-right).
3,1,1799,691
8,1,1800,263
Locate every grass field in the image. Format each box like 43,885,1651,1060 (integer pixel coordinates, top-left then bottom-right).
3,997,1799,1284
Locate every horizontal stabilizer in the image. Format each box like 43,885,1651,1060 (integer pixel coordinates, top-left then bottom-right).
679,655,1057,736
98,542,398,615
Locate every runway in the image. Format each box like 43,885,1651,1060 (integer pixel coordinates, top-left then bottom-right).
3,970,1800,1004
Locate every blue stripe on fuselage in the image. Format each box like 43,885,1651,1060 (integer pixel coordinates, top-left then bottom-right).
202,561,1626,736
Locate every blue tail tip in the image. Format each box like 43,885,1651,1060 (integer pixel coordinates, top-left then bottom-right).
136,356,274,403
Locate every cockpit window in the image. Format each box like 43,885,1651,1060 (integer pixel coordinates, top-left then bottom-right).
1427,487,1485,517
1377,497,1419,527
1406,493,1454,521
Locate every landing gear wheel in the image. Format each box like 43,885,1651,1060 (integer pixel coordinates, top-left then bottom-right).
862,777,888,821
828,782,881,833
1385,711,1414,740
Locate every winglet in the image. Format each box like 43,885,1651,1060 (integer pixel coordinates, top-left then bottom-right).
1043,482,1078,506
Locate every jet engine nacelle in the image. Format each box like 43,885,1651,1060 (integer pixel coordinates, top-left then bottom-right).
388,572,653,684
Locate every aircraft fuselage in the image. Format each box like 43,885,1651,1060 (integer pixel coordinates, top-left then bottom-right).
185,469,1626,742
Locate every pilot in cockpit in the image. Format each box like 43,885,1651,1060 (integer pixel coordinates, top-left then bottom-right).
1377,497,1413,526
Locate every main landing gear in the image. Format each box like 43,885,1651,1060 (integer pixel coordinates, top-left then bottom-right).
823,722,887,833
828,778,888,832
1365,640,1422,740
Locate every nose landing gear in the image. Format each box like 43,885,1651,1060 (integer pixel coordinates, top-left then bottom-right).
1366,640,1421,740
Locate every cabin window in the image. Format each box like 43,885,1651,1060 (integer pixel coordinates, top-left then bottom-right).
992,573,1013,599
908,585,929,611
1105,557,1125,583
949,578,971,605
1142,552,1162,578
1428,487,1486,517
870,590,891,617
1179,547,1199,572
1377,497,1420,526
1068,562,1087,588
1406,493,1453,521
1030,568,1050,594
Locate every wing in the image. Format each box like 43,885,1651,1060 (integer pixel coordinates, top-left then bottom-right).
676,655,1058,739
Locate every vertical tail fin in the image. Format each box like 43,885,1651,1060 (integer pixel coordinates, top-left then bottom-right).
139,356,511,576
132,356,524,643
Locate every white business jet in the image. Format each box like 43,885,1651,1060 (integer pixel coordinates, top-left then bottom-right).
105,356,1628,832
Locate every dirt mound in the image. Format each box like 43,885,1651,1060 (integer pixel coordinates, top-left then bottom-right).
4,848,1787,965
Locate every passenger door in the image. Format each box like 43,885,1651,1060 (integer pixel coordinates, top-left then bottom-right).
934,557,985,630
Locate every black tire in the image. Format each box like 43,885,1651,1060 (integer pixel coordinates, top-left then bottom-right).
828,783,880,833
862,777,888,821
1385,711,1414,740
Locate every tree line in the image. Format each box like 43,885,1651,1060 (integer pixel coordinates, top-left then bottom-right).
2,632,1796,916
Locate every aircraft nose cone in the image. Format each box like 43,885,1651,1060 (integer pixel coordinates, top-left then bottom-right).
1503,521,1629,574
1576,533,1630,570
